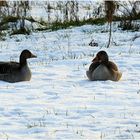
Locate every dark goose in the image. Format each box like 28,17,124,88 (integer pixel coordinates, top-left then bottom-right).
86,51,122,81
0,50,37,83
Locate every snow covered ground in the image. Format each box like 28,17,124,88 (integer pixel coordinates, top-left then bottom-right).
0,23,140,140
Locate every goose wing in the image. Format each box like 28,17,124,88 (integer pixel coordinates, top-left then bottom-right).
108,61,118,71
0,62,20,74
89,62,100,72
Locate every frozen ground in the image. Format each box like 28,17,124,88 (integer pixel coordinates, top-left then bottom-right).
0,23,140,140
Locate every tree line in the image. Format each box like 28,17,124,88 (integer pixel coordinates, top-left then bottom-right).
0,1,139,37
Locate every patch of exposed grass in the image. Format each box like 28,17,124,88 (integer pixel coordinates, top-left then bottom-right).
36,17,106,32
1,14,139,34
10,27,30,35
0,16,19,26
113,15,140,31
0,31,6,41
0,16,33,35
118,21,140,31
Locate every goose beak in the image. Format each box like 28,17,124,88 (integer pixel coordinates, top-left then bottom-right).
31,53,37,58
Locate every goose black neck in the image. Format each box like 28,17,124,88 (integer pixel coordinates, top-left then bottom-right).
20,56,27,67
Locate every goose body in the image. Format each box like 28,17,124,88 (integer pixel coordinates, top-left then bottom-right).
86,51,122,81
0,50,36,83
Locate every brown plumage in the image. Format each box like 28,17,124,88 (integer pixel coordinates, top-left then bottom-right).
86,50,122,81
0,50,37,83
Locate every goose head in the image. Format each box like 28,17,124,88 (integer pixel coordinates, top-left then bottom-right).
92,51,109,63
20,50,37,66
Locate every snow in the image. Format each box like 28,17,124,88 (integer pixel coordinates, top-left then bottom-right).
0,23,140,140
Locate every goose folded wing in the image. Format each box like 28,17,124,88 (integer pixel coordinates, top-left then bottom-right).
108,61,118,71
0,62,20,74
